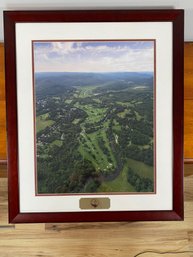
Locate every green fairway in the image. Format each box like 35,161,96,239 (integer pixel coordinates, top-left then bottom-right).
78,129,115,172
65,99,72,104
112,119,121,133
98,163,135,192
117,109,130,118
78,85,100,98
134,111,142,121
127,158,154,180
116,101,134,107
76,103,107,124
51,140,63,147
72,118,81,124
99,158,153,192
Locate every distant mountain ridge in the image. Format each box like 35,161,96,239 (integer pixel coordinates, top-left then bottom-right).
35,72,154,97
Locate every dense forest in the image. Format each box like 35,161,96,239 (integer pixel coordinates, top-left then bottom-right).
35,72,154,194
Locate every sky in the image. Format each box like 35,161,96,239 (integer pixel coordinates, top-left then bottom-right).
33,40,155,73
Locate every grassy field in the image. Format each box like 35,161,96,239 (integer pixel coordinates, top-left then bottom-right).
127,158,154,180
72,118,81,125
117,109,130,118
134,111,142,121
112,119,121,133
36,113,54,133
98,158,153,192
85,106,107,124
77,85,100,98
51,140,63,147
98,162,135,192
65,99,72,104
116,101,134,107
75,102,107,124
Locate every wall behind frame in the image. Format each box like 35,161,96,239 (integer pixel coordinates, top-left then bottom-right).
0,0,192,41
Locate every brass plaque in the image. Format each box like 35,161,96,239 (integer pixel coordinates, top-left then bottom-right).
79,197,110,210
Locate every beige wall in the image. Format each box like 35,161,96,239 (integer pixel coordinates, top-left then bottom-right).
0,0,193,41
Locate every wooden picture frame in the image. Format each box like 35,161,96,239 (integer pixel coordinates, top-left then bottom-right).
4,9,184,223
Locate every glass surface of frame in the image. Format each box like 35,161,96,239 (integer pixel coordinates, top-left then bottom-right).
33,39,156,196
4,10,184,223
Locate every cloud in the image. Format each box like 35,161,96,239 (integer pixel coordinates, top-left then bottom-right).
33,41,154,73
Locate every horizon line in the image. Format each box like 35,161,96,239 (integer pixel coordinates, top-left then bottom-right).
35,71,154,74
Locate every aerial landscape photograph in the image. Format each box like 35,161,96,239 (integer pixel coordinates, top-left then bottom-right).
33,40,155,194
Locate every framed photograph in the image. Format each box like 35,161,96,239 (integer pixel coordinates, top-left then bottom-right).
4,10,184,223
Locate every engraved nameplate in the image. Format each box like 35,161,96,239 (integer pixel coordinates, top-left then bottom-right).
79,197,110,210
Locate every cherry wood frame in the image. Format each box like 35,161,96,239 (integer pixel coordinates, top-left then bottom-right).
4,10,184,223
